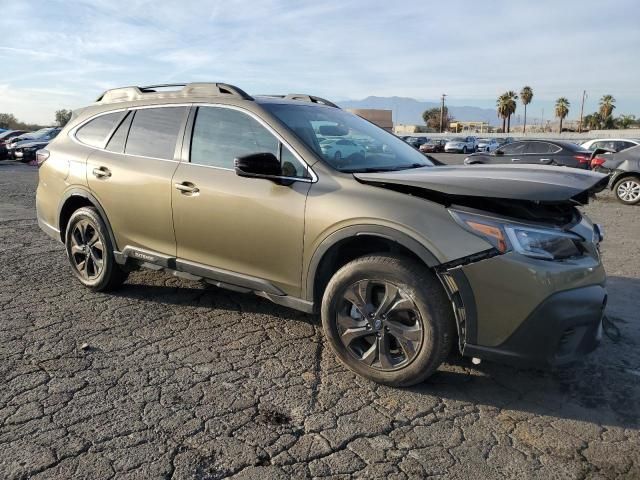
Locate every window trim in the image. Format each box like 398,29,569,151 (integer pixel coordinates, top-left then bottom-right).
69,104,191,163
187,103,317,183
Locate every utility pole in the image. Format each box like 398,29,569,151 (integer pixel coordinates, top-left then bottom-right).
541,108,544,131
439,94,447,133
578,90,587,133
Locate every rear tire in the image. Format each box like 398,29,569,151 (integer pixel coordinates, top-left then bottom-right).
614,176,640,205
65,207,128,292
462,147,467,154
321,254,455,387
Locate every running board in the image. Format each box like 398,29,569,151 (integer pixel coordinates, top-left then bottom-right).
114,246,314,313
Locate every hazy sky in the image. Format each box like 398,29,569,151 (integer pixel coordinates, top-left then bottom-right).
1,0,638,124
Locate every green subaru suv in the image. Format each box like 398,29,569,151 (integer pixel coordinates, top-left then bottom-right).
36,83,608,386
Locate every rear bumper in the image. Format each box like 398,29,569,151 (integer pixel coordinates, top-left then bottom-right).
463,285,606,367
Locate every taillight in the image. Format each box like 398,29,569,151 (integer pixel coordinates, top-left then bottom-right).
590,156,606,169
35,149,50,167
574,154,591,165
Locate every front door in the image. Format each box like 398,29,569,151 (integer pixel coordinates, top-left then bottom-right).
171,105,313,296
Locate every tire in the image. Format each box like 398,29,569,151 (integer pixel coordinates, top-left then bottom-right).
321,254,455,387
65,207,128,291
613,176,640,205
462,146,467,154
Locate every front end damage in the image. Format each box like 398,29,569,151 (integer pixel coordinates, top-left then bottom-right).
354,164,609,367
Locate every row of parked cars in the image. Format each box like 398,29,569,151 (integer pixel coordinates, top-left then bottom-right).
0,127,61,163
402,135,515,154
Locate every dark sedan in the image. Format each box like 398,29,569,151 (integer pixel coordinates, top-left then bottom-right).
464,140,592,169
0,130,28,159
6,128,60,160
13,136,57,163
419,139,446,153
404,136,430,149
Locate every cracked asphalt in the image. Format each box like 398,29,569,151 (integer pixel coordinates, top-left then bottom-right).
1,159,639,479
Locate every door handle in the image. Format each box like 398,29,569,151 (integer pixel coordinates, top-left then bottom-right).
92,167,111,178
539,158,551,163
174,182,199,194
511,158,520,162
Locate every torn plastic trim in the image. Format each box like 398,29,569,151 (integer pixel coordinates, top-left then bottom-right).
435,249,497,352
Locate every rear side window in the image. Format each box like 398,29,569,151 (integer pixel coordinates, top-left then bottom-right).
125,107,187,160
106,112,133,153
526,141,556,154
75,111,124,148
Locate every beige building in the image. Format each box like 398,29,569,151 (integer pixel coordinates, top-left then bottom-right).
347,109,393,132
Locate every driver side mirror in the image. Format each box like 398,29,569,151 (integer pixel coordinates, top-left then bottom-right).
234,152,293,185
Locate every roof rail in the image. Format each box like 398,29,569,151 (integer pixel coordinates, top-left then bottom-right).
284,94,340,109
95,82,253,104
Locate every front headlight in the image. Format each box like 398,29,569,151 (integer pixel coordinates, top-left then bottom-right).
450,210,584,261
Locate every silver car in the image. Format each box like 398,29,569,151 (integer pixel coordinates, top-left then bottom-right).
444,136,477,154
476,138,500,152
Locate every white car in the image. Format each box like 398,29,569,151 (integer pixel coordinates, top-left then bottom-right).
444,136,477,153
580,138,640,153
320,138,365,160
476,138,500,152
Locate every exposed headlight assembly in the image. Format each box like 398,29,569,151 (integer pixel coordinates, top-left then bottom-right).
450,210,584,261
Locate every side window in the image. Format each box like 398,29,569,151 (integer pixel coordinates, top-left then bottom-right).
501,142,527,155
526,141,553,154
125,107,187,160
75,111,124,148
190,106,308,178
106,112,133,153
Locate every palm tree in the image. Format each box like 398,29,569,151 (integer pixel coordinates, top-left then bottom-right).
555,97,570,133
496,94,509,133
519,86,533,134
599,95,616,118
504,91,518,133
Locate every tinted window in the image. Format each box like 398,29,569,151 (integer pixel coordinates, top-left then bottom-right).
125,107,187,160
76,112,124,148
500,142,528,155
106,112,133,153
526,141,555,154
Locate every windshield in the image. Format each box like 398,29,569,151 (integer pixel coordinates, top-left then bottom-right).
263,103,433,172
451,137,466,142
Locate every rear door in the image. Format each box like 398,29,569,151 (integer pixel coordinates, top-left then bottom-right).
85,106,188,255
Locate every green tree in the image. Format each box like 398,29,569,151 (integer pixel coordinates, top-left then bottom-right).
519,86,533,134
422,106,453,130
555,97,570,133
616,114,636,129
55,109,73,127
0,113,18,129
496,94,509,133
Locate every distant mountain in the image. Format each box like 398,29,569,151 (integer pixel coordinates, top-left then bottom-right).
338,96,498,126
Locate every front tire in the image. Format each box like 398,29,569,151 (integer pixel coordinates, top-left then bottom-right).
321,254,455,387
65,207,128,291
462,146,467,154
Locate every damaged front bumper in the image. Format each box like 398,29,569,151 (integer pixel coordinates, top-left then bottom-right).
438,250,607,368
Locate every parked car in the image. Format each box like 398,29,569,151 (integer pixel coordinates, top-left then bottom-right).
581,138,640,153
13,128,61,163
36,82,608,387
403,136,430,149
590,145,640,204
419,139,446,153
476,138,500,152
444,136,477,153
0,130,28,159
5,127,59,159
464,140,593,169
320,138,365,161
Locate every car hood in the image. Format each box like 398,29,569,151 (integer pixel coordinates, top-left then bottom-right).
354,164,608,203
16,140,48,148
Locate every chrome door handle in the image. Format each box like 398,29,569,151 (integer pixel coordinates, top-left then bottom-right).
92,167,111,178
174,182,199,194
511,158,520,162
540,158,551,162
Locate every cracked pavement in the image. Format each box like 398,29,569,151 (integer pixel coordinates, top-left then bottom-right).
0,160,638,479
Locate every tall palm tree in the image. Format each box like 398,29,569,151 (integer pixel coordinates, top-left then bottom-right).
504,91,518,133
519,86,533,134
496,94,509,133
599,95,616,118
555,97,570,133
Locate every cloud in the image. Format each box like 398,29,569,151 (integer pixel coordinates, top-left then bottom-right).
0,0,639,123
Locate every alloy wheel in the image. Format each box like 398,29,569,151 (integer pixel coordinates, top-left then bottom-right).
70,220,104,280
617,179,640,203
336,279,423,371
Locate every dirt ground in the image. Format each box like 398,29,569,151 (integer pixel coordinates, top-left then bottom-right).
0,160,638,479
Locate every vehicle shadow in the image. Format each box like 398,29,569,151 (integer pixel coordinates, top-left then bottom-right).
114,274,639,430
